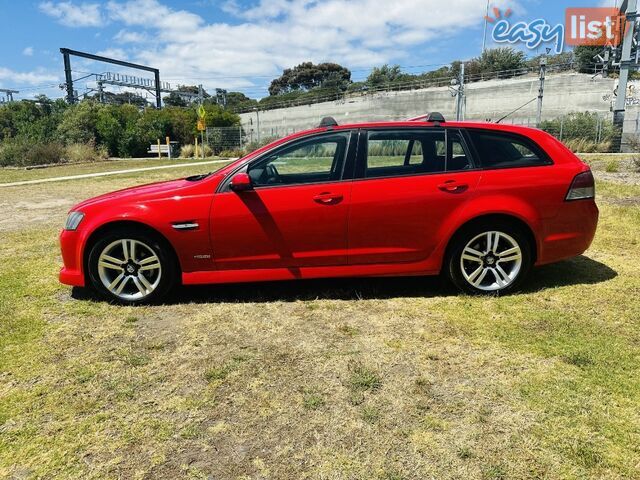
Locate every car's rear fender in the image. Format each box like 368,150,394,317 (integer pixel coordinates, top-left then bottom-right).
431,194,542,271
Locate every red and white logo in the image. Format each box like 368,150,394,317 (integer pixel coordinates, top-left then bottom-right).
565,8,624,46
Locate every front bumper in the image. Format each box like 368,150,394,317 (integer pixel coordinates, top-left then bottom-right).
59,229,85,287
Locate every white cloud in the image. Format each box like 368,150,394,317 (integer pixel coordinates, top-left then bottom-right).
93,0,521,96
39,1,104,27
95,48,128,59
106,0,202,30
22,47,34,56
0,67,58,86
114,29,147,43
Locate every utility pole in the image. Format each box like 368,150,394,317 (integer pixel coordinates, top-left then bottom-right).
198,85,205,159
254,107,261,143
456,63,465,121
536,56,547,127
613,0,637,150
97,81,105,104
62,50,75,104
482,0,490,53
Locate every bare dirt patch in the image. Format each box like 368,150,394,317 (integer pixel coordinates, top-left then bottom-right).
594,171,640,186
601,196,640,207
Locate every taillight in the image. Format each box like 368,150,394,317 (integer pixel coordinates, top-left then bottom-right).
565,170,595,201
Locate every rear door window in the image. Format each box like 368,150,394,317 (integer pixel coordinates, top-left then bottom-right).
466,130,552,169
364,129,473,178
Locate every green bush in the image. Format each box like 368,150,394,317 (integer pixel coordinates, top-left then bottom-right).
1,98,242,164
0,140,26,167
180,144,195,158
33,143,68,166
0,140,65,167
605,160,619,173
0,139,110,167
243,136,279,155
65,143,108,163
218,149,244,158
540,113,618,153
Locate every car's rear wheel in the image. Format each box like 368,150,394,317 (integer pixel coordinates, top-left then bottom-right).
87,230,176,305
446,222,532,295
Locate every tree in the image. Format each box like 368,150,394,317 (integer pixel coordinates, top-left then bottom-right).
164,85,209,107
163,92,188,107
459,47,527,80
268,62,351,95
96,104,140,156
478,47,527,73
573,46,602,74
366,64,409,86
56,100,101,145
224,91,258,111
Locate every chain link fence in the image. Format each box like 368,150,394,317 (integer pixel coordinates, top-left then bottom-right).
205,126,245,154
497,113,618,153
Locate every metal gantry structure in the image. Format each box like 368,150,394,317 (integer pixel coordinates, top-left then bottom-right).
61,48,163,108
93,73,201,104
60,48,216,108
0,88,19,103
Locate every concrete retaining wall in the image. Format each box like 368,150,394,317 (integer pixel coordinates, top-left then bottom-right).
240,73,619,142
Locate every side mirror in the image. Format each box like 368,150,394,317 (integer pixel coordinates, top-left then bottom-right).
230,172,253,192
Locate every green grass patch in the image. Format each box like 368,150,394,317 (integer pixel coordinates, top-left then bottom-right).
0,177,638,478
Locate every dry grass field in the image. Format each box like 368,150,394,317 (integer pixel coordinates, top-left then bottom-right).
0,156,639,479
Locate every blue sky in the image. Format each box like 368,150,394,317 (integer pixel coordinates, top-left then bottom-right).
0,0,620,101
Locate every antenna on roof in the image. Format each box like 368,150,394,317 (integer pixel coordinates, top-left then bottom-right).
319,116,338,128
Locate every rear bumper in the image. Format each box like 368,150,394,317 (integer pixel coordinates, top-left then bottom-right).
59,229,85,287
537,200,599,265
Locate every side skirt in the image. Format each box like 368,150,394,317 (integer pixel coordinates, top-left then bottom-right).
182,262,440,285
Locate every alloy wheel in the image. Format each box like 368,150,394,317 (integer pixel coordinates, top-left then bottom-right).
459,231,523,292
97,239,162,301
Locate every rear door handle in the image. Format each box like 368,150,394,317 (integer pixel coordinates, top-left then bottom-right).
438,180,468,193
313,192,343,205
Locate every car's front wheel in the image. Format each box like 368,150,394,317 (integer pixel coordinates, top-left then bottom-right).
87,229,176,305
446,222,532,295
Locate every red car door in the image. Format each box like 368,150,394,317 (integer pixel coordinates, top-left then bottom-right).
211,131,354,271
347,128,482,265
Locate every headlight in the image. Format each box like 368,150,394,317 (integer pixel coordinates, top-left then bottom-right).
64,211,85,231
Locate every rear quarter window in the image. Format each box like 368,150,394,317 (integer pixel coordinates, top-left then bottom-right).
466,129,552,169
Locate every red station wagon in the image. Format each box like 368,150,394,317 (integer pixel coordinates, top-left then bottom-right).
59,113,599,304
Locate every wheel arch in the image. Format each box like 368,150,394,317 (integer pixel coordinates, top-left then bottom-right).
83,220,182,282
443,213,538,266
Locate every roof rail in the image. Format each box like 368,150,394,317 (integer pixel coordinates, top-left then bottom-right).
407,112,446,124
319,116,338,128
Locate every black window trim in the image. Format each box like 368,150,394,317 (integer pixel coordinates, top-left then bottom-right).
217,130,359,192
352,126,479,182
462,128,554,171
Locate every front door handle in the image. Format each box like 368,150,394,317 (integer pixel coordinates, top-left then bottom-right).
438,180,468,194
313,192,343,205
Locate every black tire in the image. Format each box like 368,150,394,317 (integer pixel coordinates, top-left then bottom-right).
87,228,177,305
445,220,532,295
